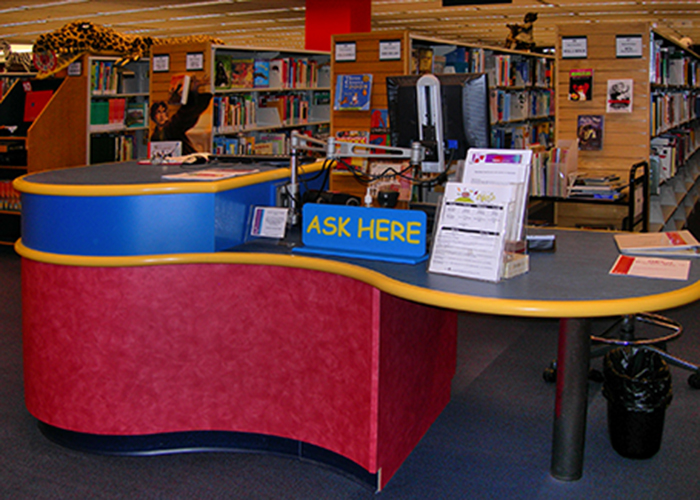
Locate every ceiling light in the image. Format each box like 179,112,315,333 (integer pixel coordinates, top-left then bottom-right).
0,0,88,15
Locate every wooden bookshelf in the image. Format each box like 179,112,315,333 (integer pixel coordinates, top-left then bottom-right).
0,73,87,244
329,30,555,200
555,22,700,231
148,41,331,158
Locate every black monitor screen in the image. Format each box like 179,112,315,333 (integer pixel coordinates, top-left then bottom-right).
386,73,490,161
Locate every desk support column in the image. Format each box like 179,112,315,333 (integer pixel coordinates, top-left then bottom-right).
551,318,591,481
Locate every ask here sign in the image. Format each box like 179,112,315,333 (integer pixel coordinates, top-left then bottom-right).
296,204,428,263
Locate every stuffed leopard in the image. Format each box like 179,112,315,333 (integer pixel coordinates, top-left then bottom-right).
33,21,223,78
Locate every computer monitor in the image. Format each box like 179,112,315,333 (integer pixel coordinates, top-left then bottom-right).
386,72,491,170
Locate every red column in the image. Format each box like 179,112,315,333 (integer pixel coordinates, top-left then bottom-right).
305,0,371,52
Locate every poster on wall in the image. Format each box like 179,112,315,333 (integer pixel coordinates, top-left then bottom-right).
149,74,213,158
568,69,592,101
577,115,604,151
606,79,633,113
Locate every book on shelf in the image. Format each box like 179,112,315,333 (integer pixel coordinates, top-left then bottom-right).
214,53,232,89
125,101,147,128
253,60,270,88
614,230,700,258
230,58,255,88
108,98,126,125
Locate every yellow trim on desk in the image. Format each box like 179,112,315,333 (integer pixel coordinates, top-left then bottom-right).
16,239,700,319
13,161,325,197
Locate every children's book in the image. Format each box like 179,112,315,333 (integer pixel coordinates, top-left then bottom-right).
334,74,372,111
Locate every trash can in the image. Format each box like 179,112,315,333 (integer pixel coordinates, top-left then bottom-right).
602,346,673,459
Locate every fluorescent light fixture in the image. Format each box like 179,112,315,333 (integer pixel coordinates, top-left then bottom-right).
167,13,227,21
0,0,88,15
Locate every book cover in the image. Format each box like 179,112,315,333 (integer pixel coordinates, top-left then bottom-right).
614,230,700,258
568,69,592,101
606,79,633,113
577,115,603,151
214,54,231,89
230,58,254,88
335,130,369,170
253,60,270,88
169,74,190,105
269,59,285,88
125,101,146,128
334,74,372,111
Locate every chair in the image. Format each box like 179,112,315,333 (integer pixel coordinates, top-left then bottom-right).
543,312,700,388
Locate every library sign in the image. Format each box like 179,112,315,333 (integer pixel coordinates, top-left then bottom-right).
295,204,428,264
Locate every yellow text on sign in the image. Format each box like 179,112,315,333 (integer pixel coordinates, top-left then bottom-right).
306,216,422,244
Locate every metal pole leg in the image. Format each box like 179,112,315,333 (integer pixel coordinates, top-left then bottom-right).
551,317,591,481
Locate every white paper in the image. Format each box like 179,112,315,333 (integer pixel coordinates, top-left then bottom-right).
250,207,289,239
462,148,532,242
429,182,514,282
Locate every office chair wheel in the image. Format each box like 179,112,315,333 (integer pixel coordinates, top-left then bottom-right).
688,372,700,389
543,362,557,383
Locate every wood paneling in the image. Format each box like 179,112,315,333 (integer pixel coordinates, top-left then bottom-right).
556,22,651,175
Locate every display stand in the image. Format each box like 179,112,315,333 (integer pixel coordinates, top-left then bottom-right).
428,148,532,282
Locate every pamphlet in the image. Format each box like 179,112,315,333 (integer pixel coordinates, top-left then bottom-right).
428,182,515,282
610,255,691,281
614,230,700,258
250,207,289,238
462,148,532,243
162,167,259,181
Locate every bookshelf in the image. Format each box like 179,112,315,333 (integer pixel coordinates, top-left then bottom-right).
0,74,87,245
329,31,555,199
211,45,331,156
148,40,331,158
87,56,150,164
555,22,700,231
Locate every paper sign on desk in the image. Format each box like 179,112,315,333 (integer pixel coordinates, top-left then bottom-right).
610,255,691,281
428,182,514,282
462,148,532,242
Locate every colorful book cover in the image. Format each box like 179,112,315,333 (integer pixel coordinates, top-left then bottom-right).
334,74,373,111
568,69,592,101
253,60,270,88
606,79,633,113
214,54,231,89
577,115,604,151
230,58,254,88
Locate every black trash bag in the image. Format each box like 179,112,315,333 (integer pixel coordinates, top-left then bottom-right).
602,346,673,459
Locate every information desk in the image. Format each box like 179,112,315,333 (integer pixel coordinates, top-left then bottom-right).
14,161,700,490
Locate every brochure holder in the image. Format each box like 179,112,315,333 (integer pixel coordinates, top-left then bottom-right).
428,148,532,283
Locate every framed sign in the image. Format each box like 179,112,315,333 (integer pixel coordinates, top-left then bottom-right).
616,35,643,58
335,42,356,62
67,60,82,76
379,40,402,61
186,52,204,71
152,54,170,73
561,37,588,59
